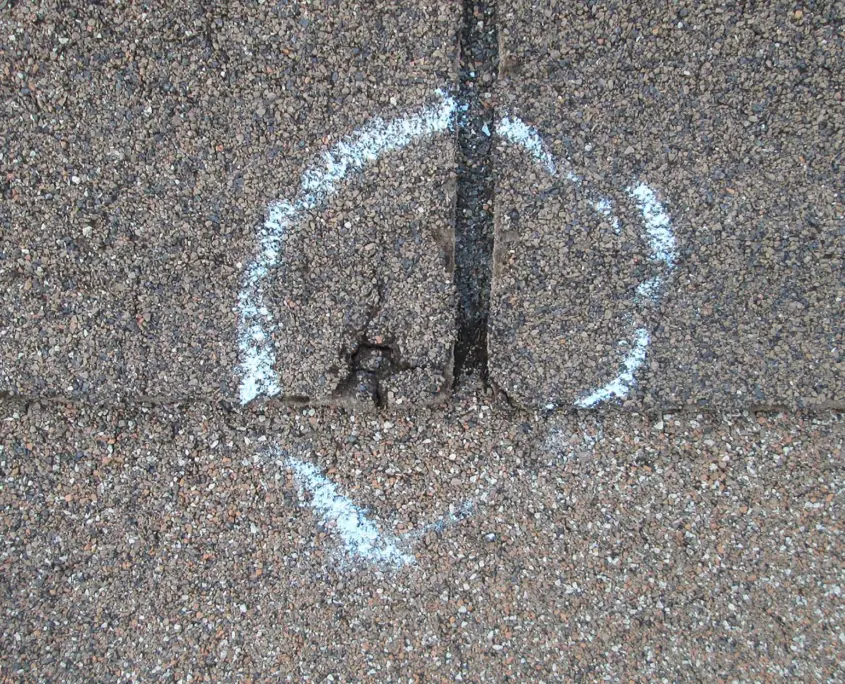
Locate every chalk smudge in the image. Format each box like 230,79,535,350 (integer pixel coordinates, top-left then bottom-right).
592,197,621,234
286,456,414,568
403,500,475,541
237,90,458,405
574,328,650,408
635,276,663,303
628,182,677,268
497,116,560,178
265,448,473,569
496,114,677,407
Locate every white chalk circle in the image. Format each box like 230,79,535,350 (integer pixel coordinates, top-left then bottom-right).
236,90,677,408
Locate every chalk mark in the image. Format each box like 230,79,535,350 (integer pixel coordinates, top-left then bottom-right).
237,91,458,405
264,447,473,569
237,95,677,410
574,328,650,408
286,455,414,568
496,114,677,408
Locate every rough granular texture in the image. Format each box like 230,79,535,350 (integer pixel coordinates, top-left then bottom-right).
0,387,841,680
268,135,455,408
491,0,844,409
490,147,654,408
0,1,459,405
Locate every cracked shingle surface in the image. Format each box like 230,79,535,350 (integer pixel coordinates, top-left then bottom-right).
0,1,459,405
266,134,456,408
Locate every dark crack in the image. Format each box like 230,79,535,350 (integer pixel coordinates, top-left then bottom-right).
332,279,411,407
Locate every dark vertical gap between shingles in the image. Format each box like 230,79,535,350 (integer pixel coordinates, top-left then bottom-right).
453,0,498,384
